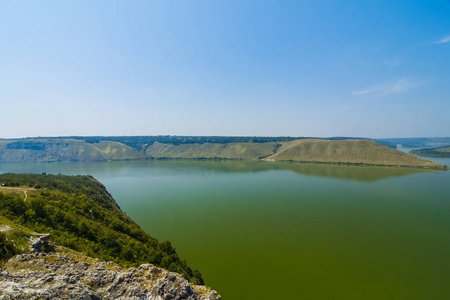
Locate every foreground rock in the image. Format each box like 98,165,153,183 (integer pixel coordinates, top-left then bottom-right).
0,252,221,300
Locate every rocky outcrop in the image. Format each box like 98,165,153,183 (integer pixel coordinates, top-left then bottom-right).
29,234,51,252
0,252,221,300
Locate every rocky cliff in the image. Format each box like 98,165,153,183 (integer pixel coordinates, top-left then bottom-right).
0,252,220,300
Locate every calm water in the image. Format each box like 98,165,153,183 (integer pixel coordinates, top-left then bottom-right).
1,159,450,299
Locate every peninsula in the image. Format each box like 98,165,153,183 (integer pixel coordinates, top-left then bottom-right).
410,146,450,158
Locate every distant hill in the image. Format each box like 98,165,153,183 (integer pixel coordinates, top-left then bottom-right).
145,141,277,159
0,139,145,163
0,137,446,168
378,137,450,148
410,146,450,158
264,139,447,168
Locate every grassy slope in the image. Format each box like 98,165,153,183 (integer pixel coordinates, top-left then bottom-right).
145,141,276,159
410,146,450,158
0,139,145,163
265,139,447,168
94,141,146,160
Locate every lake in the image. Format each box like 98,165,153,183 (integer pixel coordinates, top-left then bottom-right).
1,157,450,299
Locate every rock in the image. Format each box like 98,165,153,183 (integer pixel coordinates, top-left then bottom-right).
0,225,13,233
29,234,51,252
0,252,221,300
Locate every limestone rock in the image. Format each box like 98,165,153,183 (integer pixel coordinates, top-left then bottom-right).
29,234,51,252
0,253,221,300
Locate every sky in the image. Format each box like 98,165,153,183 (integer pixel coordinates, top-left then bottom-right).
0,0,449,139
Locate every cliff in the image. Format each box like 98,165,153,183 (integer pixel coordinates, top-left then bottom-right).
0,173,221,299
0,252,220,300
0,174,205,284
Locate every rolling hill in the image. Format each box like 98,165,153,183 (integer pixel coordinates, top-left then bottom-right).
0,137,447,168
144,141,277,159
264,139,447,168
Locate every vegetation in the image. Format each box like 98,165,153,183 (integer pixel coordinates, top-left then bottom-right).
0,173,204,284
264,139,448,168
410,146,450,158
68,135,300,148
0,232,18,261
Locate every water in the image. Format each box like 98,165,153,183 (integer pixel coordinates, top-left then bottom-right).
1,159,450,299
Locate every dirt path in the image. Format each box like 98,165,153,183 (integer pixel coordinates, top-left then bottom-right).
0,186,36,201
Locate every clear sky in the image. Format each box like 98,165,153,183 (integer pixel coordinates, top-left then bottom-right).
1,0,449,139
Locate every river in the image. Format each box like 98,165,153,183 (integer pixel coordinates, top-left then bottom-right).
1,157,449,299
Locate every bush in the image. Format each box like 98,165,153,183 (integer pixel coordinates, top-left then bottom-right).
0,232,18,261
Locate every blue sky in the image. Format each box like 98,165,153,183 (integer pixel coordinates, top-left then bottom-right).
1,0,449,138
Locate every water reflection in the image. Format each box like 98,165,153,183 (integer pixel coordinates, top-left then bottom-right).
275,162,441,182
0,159,442,182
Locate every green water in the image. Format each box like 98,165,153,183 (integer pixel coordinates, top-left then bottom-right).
1,159,450,299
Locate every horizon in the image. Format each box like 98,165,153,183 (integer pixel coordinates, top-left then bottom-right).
1,0,449,138
1,134,450,141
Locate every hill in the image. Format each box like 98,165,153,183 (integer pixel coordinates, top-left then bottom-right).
410,146,450,158
145,141,277,159
0,139,145,163
264,139,447,168
0,136,446,168
0,173,203,284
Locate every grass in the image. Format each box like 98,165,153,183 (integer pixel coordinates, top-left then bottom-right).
3,259,51,273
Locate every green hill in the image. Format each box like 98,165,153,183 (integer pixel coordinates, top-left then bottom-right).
410,146,450,158
0,139,146,163
0,173,203,284
264,139,447,168
145,141,277,159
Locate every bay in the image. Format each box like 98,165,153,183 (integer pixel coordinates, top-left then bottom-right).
1,159,450,299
